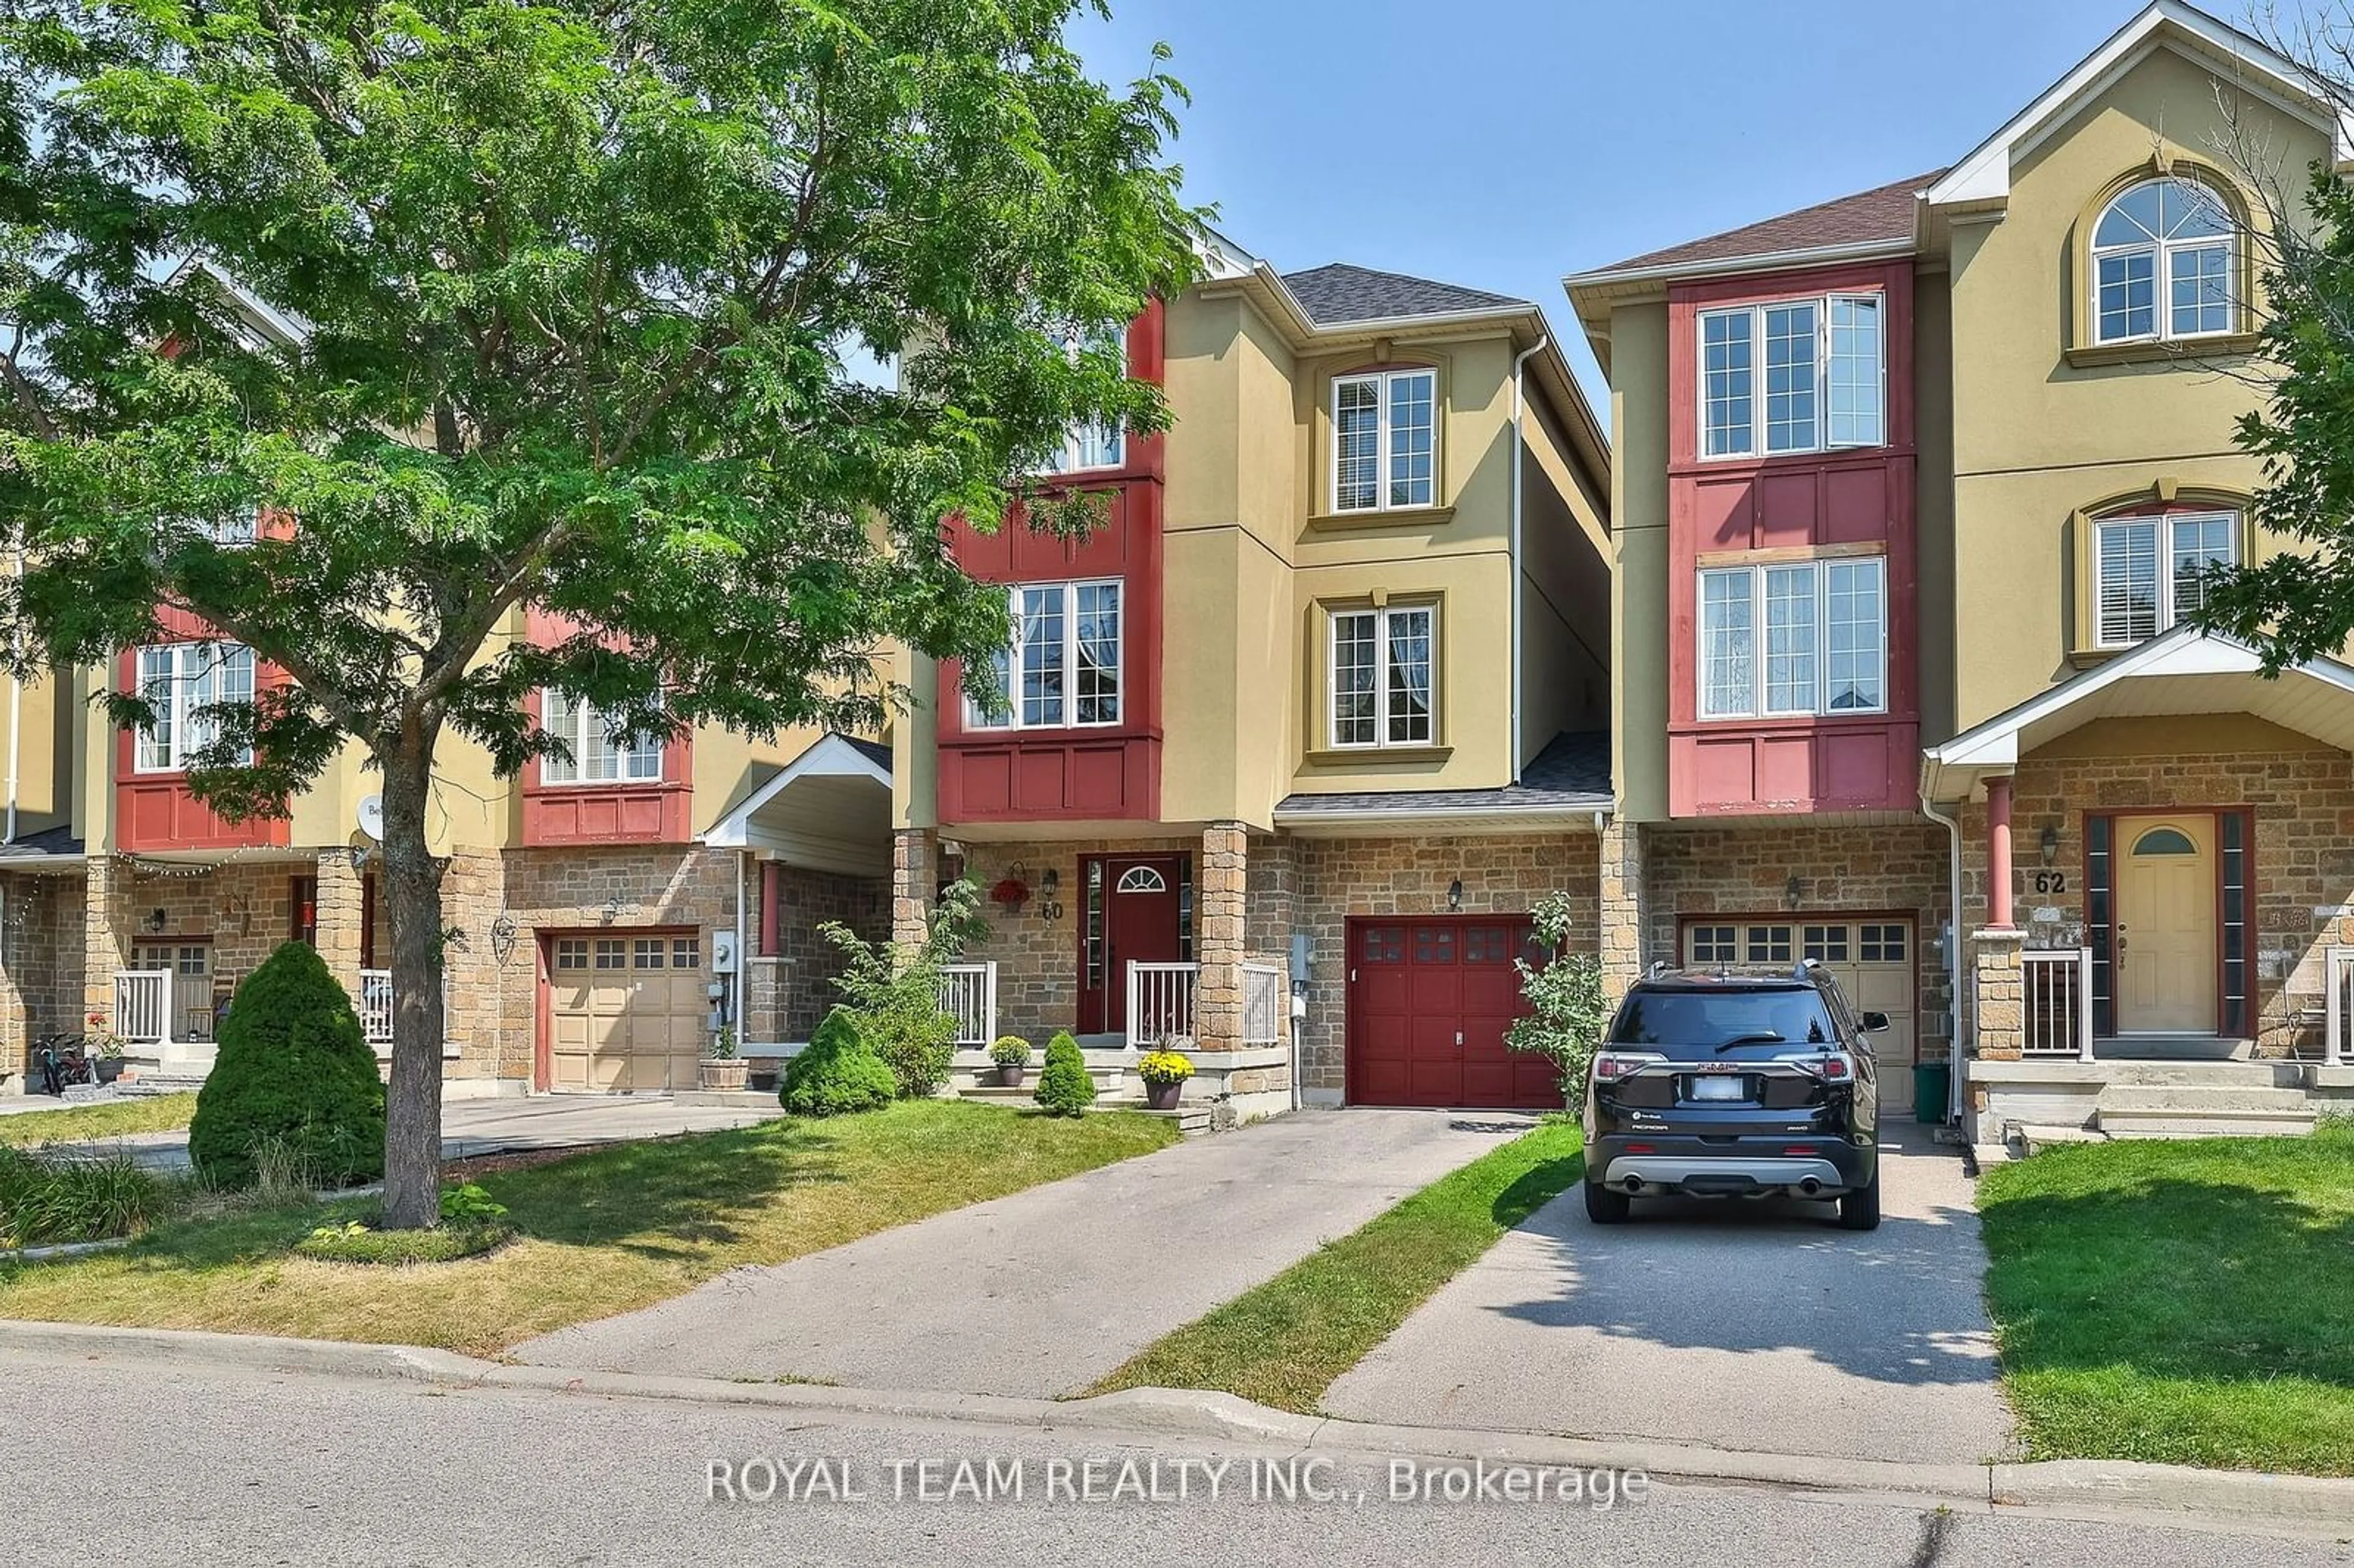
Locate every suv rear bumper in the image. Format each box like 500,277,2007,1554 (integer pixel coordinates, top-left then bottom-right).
1589,1135,1873,1198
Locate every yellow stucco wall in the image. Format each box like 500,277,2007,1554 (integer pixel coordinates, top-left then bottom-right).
1946,43,2326,731
1607,302,1670,820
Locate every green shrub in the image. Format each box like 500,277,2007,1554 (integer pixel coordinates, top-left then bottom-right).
859,990,960,1099
821,879,986,1098
188,940,387,1190
293,1218,512,1265
1505,890,1610,1105
780,1009,899,1117
1034,1031,1096,1117
0,1145,167,1249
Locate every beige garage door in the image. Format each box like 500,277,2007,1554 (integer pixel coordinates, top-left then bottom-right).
1683,918,1920,1112
549,932,707,1092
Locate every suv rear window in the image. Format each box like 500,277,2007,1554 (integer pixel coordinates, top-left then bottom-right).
1610,988,1838,1051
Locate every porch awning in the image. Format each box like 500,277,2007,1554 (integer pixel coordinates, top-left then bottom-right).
1921,626,2354,801
699,733,892,877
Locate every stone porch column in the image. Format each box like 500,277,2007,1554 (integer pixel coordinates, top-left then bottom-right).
82,853,134,1026
1598,813,1648,1001
1972,927,2026,1062
891,828,937,946
1194,821,1248,1052
314,849,366,1007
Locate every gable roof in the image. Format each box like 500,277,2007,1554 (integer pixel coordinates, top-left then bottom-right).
1577,170,1946,284
1927,0,2352,207
1279,263,1526,327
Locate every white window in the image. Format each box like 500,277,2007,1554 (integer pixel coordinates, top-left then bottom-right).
1328,604,1436,748
1331,368,1438,512
1042,420,1124,474
965,579,1122,730
539,690,663,784
1699,294,1884,459
134,642,256,772
1697,557,1886,718
2093,511,2237,647
2091,178,2234,344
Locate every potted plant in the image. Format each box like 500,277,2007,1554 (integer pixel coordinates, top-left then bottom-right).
989,1035,1032,1088
84,1011,128,1084
699,1026,748,1092
1135,1046,1193,1111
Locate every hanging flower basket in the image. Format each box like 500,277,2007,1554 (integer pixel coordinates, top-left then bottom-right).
988,876,1030,911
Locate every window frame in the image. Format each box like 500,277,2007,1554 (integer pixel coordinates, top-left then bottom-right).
537,689,666,786
1696,292,1887,461
2090,508,2239,649
1329,367,1440,514
133,640,257,774
1694,555,1888,720
1325,601,1440,750
1039,419,1126,476
2087,177,2237,348
962,577,1124,733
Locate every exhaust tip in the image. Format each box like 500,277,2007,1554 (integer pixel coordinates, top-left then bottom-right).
1622,1176,1644,1194
1799,1178,1821,1197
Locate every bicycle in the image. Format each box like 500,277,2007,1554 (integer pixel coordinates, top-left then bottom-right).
32,1032,93,1097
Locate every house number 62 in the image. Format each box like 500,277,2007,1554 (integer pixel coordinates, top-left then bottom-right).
2032,871,2067,894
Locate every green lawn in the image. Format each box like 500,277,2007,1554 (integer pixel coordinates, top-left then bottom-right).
0,1093,198,1146
0,1101,1176,1357
1087,1122,1584,1412
1976,1122,2354,1475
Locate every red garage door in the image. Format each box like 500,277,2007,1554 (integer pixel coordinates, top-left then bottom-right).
1346,917,1558,1109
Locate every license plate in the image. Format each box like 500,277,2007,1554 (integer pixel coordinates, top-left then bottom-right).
1689,1076,1747,1102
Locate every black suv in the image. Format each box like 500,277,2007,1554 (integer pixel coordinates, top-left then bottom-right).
1581,962,1883,1230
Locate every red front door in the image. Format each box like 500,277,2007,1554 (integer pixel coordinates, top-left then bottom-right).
1080,854,1184,1035
1347,916,1556,1109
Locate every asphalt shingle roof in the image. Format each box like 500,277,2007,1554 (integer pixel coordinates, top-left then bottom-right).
1279,263,1526,327
1589,169,1946,276
0,823,83,861
1275,731,1611,817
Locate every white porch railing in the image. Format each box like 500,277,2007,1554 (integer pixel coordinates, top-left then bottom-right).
2323,946,2353,1067
1126,962,1198,1051
359,969,394,1048
1241,962,1284,1047
112,970,172,1046
938,962,998,1048
2022,947,2095,1059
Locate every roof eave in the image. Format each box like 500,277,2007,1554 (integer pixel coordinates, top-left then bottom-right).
1564,234,1921,301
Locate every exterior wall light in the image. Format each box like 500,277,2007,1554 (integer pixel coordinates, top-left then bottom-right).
2040,824,2060,867
1447,877,1463,911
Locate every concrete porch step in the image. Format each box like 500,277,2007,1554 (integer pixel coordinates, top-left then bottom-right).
2097,1085,2317,1114
2095,1035,2254,1060
2012,1123,2110,1155
2084,1060,2308,1088
2096,1105,2320,1138
956,1084,1212,1133
671,1089,775,1109
115,1073,210,1097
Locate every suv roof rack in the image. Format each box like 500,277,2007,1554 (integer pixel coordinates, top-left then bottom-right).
1648,959,1675,978
1791,958,1824,981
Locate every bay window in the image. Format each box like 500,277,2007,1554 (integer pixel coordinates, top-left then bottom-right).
135,642,256,771
1328,603,1436,748
1332,368,1438,512
540,690,664,784
1699,293,1884,459
2093,511,2236,647
965,579,1122,729
1697,557,1886,718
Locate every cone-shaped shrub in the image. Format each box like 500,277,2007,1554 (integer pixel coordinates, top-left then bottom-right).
781,1007,899,1116
188,940,386,1189
1033,1030,1096,1117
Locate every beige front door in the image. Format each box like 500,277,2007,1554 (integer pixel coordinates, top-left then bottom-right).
2117,816,2217,1032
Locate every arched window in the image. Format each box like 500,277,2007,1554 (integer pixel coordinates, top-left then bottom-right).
2090,177,2234,344
1115,866,1167,894
2131,826,2198,857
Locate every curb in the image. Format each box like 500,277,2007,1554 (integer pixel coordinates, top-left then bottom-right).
4,1319,2352,1528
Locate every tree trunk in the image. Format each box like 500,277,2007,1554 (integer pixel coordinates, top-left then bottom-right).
379,744,448,1230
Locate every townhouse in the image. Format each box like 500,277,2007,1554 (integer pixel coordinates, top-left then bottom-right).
887,235,1612,1116
1569,0,2354,1144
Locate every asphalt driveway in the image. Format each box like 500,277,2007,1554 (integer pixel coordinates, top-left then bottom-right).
517,1107,1531,1396
1320,1124,2016,1464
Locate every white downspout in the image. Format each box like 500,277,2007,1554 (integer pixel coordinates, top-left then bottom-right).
1509,335,1548,783
5,541,23,844
1921,793,1965,1125
732,851,748,1052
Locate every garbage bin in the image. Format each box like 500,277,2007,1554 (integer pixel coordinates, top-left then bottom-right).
1913,1061,1951,1124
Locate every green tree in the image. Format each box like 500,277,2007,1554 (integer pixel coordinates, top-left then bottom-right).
818,877,987,1097
0,1,1199,1225
1504,891,1609,1105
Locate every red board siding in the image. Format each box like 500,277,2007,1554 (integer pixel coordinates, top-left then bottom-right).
935,301,1167,824
113,614,291,853
1346,917,1557,1110
1664,261,1921,818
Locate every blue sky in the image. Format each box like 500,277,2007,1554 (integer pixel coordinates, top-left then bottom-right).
1068,0,2157,409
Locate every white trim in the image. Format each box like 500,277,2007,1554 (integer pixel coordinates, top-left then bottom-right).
2090,508,2238,648
1925,2,2350,209
1695,556,1888,720
1695,291,1887,462
1271,801,1615,835
2087,178,2237,347
538,688,664,786
1564,235,1919,295
699,733,890,848
132,641,256,774
962,577,1124,731
1327,602,1438,750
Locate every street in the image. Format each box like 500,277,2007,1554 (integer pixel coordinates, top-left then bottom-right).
6,1349,2345,1567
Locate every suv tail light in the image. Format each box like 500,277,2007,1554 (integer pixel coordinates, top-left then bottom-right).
1592,1051,1661,1082
1800,1052,1855,1082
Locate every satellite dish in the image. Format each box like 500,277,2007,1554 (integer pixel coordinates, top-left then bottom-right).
357,793,384,841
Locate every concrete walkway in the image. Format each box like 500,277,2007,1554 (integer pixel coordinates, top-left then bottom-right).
26,1094,778,1172
1321,1125,2017,1466
517,1108,1533,1397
